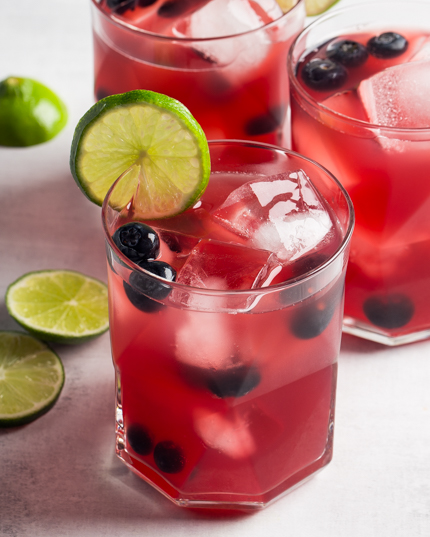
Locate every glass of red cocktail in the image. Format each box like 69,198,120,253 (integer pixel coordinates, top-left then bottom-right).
102,139,353,510
288,1,430,346
90,0,305,145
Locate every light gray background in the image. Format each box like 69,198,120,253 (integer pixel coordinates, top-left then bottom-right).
1,1,429,535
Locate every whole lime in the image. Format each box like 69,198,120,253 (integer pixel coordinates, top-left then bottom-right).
0,76,68,147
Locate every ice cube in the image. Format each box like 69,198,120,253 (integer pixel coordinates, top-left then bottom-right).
176,238,282,290
194,408,257,459
172,0,282,39
213,172,335,262
175,310,236,369
170,0,283,71
358,60,430,129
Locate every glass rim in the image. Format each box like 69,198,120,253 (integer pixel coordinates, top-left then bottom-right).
102,139,354,297
287,0,430,134
91,0,304,42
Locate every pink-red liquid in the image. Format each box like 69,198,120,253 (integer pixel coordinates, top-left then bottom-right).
106,169,347,508
291,29,430,340
91,0,304,143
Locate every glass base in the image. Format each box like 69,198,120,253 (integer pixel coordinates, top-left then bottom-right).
115,439,332,511
343,316,430,346
113,386,335,510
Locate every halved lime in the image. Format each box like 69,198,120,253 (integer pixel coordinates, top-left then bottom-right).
0,76,67,147
69,90,211,219
6,270,109,345
0,331,64,427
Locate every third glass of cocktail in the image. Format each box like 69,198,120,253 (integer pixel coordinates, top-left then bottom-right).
91,0,305,144
288,0,430,345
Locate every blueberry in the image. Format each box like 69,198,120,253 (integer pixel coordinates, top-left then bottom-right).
123,261,176,313
279,254,329,306
106,0,156,14
289,281,343,340
106,0,135,14
363,294,414,329
290,253,329,278
206,364,261,398
158,0,188,17
367,32,408,59
112,222,160,263
326,39,369,67
301,58,347,91
153,441,185,473
95,87,110,101
245,106,285,136
127,424,153,455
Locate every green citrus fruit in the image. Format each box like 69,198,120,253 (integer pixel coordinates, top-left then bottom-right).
69,90,211,218
6,270,109,345
0,76,67,147
0,331,64,427
305,0,340,16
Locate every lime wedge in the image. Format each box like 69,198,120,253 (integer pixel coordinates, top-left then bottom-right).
6,270,109,345
69,90,211,218
304,0,340,16
0,76,67,147
0,331,64,427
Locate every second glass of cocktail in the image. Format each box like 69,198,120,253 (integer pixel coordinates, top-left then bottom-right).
91,0,305,144
288,1,430,345
102,139,353,510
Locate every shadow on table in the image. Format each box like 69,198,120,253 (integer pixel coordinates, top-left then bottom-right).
0,167,107,283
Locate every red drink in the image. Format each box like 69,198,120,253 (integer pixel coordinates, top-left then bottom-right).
102,141,353,509
288,1,430,345
90,0,305,143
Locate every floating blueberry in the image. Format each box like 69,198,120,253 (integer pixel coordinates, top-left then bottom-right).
112,222,160,263
106,0,135,14
127,424,153,455
245,106,285,136
301,58,347,91
289,281,343,340
326,39,369,67
153,441,185,473
124,261,176,313
158,0,187,17
95,87,111,101
367,32,408,59
206,364,261,398
363,294,414,329
279,253,329,306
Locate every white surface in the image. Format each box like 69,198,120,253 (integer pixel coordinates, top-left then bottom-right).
1,1,429,535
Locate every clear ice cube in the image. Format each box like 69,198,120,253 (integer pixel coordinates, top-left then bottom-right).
176,238,282,290
358,60,430,129
171,0,282,39
170,0,283,71
213,171,335,262
193,408,257,459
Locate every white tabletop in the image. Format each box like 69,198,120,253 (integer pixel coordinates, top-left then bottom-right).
1,1,429,535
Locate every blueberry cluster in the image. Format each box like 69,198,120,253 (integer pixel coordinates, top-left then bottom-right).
112,222,176,313
127,423,186,474
301,32,408,91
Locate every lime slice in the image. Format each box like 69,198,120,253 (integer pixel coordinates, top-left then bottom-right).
304,0,340,16
69,90,211,218
0,331,64,427
0,76,67,147
6,270,109,345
